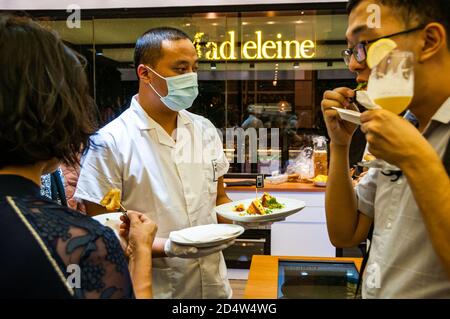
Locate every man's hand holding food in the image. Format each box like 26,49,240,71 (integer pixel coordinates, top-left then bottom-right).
321,87,359,147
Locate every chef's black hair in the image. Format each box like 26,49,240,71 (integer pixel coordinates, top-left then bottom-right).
134,27,191,72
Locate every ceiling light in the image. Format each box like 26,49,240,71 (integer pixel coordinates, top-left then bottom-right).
206,12,218,19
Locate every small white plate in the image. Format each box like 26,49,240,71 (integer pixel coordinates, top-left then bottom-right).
169,224,244,248
92,213,123,239
215,198,306,223
356,91,381,110
332,107,362,125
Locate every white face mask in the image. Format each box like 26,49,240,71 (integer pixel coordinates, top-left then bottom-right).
146,66,199,112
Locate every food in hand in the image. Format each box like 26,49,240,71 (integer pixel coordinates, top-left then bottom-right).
100,188,122,212
354,82,368,91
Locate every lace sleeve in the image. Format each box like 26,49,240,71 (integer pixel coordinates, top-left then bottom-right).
80,229,134,299
59,224,134,299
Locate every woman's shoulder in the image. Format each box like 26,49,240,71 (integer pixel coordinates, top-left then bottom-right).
16,196,103,230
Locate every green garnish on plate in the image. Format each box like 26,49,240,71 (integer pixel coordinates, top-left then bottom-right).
266,197,284,209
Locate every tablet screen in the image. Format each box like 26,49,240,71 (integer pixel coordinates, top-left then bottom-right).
278,260,359,299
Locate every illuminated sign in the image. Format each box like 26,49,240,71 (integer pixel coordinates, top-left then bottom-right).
193,31,316,60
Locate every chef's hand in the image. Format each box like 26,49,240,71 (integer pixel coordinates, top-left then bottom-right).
360,109,434,169
321,87,358,147
164,239,235,259
119,211,157,259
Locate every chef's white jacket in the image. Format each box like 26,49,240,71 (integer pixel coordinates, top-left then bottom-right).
75,95,232,299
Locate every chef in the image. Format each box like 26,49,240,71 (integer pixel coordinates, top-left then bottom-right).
75,27,234,298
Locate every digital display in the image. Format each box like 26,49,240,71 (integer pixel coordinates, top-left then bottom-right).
278,260,359,299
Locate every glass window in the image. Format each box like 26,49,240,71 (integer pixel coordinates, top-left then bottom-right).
38,6,356,175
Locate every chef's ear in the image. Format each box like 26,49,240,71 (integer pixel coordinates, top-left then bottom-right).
136,64,153,83
418,22,448,63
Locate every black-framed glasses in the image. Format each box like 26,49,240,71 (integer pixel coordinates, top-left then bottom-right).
341,25,425,66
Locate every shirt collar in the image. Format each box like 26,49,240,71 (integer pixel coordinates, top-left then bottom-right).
178,110,193,127
0,175,41,198
130,95,193,129
129,95,159,130
431,97,450,124
130,95,193,148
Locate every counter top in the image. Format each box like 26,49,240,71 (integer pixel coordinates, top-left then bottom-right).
244,255,362,299
224,179,326,193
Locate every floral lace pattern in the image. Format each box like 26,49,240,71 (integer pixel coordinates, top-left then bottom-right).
11,196,134,299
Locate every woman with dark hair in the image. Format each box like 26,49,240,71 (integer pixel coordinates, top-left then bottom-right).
0,15,156,299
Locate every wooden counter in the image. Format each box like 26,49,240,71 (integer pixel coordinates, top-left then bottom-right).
224,179,326,193
244,255,362,299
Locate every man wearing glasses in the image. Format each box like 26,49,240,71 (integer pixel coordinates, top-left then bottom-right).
321,0,450,298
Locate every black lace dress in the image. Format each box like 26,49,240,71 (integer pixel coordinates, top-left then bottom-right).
0,175,134,299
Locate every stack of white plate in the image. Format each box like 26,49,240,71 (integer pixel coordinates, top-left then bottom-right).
169,224,244,248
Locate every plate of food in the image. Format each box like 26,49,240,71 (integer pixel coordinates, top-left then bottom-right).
169,224,245,248
215,192,306,223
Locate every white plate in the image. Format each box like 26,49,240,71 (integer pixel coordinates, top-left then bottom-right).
169,224,244,248
356,91,381,110
215,198,306,223
332,107,361,125
92,213,123,239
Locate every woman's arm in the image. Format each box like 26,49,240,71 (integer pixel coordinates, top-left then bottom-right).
119,212,157,298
